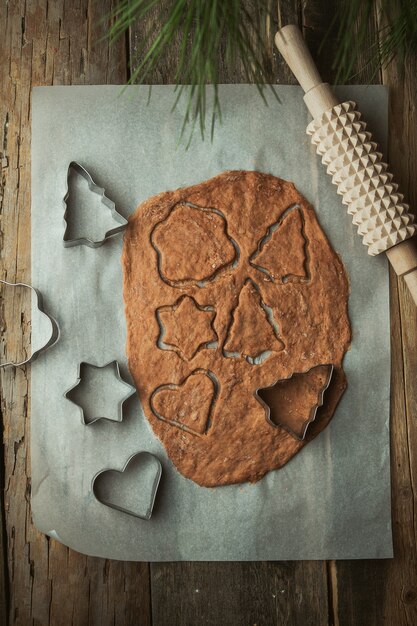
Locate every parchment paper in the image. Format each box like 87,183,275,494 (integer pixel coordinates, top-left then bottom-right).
31,85,393,560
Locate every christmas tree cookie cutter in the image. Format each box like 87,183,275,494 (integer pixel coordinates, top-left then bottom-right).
63,161,128,248
256,363,334,440
0,279,60,367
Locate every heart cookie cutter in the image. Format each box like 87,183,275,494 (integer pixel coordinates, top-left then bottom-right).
63,161,128,248
256,363,334,440
92,451,162,520
64,360,136,425
0,279,60,368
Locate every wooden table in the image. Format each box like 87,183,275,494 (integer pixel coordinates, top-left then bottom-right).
1,1,416,624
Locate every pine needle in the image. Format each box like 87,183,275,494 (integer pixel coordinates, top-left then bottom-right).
107,0,417,140
107,0,275,143
330,0,417,83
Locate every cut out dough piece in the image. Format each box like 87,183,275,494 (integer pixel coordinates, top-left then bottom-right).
157,296,217,361
258,364,333,439
151,370,216,436
224,280,284,360
251,206,308,282
151,203,236,285
123,170,352,487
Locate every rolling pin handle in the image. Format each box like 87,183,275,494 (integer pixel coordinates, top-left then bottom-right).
386,237,417,306
275,25,339,118
276,24,417,307
274,25,322,93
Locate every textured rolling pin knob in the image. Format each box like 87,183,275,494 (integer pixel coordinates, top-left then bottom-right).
275,24,417,305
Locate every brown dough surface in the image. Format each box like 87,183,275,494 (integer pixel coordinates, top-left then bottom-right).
258,364,333,439
223,279,284,359
122,171,351,487
250,206,309,281
152,202,236,284
151,370,216,436
157,296,217,361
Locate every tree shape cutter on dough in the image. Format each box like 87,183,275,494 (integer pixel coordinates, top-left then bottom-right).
156,295,218,361
150,369,219,436
249,204,310,283
150,201,239,287
256,364,334,440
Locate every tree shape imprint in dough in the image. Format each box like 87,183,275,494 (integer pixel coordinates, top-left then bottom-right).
250,205,310,283
223,278,284,365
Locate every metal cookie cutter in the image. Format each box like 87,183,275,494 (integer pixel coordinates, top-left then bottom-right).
256,363,334,441
63,161,128,248
0,279,60,368
64,360,136,425
92,451,162,520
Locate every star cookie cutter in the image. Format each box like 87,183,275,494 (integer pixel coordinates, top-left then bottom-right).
0,279,60,368
64,360,136,425
92,451,162,520
63,161,128,248
256,363,334,440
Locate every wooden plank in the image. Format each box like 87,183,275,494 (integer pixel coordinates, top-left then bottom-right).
333,46,417,626
150,561,329,626
300,4,397,624
0,1,151,624
302,0,381,84
0,417,6,622
129,3,330,625
300,1,417,624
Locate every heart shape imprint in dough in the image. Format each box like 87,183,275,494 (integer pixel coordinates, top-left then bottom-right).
92,451,162,520
150,370,217,436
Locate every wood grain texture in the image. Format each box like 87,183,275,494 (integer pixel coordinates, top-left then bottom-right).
333,36,417,626
1,0,416,624
150,561,329,626
302,0,381,85
302,1,417,624
0,1,151,625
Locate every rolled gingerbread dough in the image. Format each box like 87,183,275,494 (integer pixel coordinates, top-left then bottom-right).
122,171,351,487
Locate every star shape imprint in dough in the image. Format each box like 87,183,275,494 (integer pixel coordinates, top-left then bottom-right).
157,296,217,361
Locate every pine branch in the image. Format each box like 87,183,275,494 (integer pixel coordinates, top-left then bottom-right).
107,0,275,142
106,0,417,141
331,0,417,83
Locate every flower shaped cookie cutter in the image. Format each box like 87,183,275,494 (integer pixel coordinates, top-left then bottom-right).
0,279,60,368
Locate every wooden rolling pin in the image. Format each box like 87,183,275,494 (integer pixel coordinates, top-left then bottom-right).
275,24,417,305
